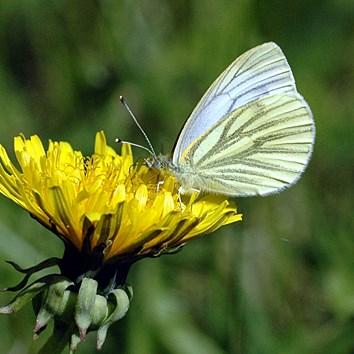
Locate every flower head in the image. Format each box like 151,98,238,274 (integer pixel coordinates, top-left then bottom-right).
0,131,242,351
0,131,241,266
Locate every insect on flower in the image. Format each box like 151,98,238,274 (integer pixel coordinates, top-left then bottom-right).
119,42,315,197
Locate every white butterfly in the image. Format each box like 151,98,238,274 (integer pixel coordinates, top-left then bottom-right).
121,42,315,197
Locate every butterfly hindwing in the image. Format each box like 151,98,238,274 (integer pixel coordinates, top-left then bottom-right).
176,93,314,196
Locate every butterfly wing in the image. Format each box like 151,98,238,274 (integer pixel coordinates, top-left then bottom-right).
173,42,298,164
175,93,314,196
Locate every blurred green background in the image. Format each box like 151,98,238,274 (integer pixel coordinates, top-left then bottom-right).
0,1,353,353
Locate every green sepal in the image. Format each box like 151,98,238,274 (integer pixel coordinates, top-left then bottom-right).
69,332,81,353
34,278,73,334
75,277,98,339
2,257,61,292
106,287,131,323
0,279,48,314
91,294,108,329
96,324,109,351
62,295,108,354
96,287,131,350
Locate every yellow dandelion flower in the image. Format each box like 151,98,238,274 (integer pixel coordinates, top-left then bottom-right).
0,131,241,263
0,131,241,352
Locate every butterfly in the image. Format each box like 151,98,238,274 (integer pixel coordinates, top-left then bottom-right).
120,42,315,197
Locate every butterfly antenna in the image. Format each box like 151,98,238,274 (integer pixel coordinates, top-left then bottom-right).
115,137,157,159
119,96,157,159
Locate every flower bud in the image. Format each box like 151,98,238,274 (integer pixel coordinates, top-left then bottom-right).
0,281,47,314
34,278,73,334
74,278,98,340
70,332,81,353
97,287,131,350
91,294,108,328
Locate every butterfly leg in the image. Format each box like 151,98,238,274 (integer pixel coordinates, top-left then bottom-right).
144,158,153,167
177,186,185,210
156,180,164,193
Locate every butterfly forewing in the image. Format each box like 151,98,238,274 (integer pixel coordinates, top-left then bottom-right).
173,42,297,163
176,94,314,196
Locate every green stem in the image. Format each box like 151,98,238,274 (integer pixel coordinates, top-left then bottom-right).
38,321,75,354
